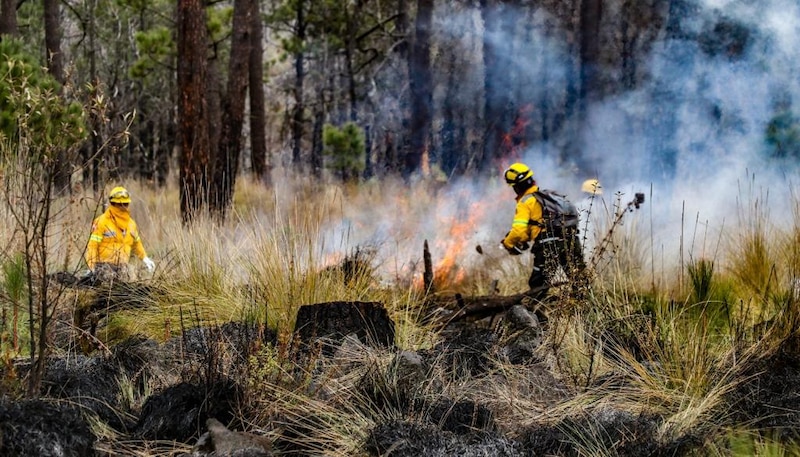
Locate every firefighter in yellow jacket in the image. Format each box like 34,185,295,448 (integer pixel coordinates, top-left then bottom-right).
85,186,155,280
501,163,584,293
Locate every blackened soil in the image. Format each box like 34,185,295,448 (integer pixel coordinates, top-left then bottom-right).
0,398,96,457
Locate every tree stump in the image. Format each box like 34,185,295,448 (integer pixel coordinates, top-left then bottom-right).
293,301,396,354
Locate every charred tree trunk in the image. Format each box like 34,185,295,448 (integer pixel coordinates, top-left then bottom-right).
647,0,695,182
363,124,373,179
392,0,409,176
395,0,409,61
620,0,637,90
343,4,359,123
0,0,18,37
423,240,433,293
431,287,551,326
291,0,307,168
211,0,252,217
311,99,324,178
405,0,433,179
480,0,510,170
207,55,223,166
565,0,603,174
441,51,464,176
249,0,268,185
579,0,602,102
177,0,211,223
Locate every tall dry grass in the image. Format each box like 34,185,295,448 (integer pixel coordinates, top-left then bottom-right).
2,168,800,455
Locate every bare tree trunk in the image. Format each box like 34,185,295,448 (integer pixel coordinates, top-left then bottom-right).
566,0,602,173
177,0,211,223
579,0,602,102
363,124,373,179
249,0,268,184
480,0,508,169
441,51,464,176
211,0,251,217
88,0,102,192
343,4,358,123
0,0,18,36
311,101,324,178
393,0,409,176
43,0,72,193
405,0,433,179
43,0,63,82
647,0,694,181
291,0,307,168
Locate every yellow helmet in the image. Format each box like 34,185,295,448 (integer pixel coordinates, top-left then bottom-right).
108,186,131,204
581,178,603,195
504,163,533,185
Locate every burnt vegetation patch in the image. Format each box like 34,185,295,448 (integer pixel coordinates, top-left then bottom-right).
726,349,800,442
517,409,700,457
294,301,396,356
424,326,498,377
0,398,96,457
134,379,240,442
365,420,521,457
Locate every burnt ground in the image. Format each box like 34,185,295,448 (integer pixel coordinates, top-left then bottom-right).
2,297,800,456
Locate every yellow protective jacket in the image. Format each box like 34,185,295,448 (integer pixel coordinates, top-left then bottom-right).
85,206,147,270
502,185,544,249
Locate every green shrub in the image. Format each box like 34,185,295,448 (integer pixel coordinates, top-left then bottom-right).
323,122,365,182
0,38,86,156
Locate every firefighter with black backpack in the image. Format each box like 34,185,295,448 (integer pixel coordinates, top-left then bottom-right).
501,163,586,295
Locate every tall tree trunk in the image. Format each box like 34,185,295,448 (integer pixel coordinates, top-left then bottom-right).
177,0,211,223
88,0,101,192
212,0,251,217
0,0,18,36
291,0,307,168
43,0,63,82
579,0,602,102
441,52,460,176
343,4,358,123
363,124,373,179
393,0,409,176
249,0,268,185
566,0,602,173
311,101,324,178
405,0,433,179
647,0,695,182
44,0,71,193
480,0,508,169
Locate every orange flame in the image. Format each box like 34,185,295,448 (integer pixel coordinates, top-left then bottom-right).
414,199,487,291
500,104,533,162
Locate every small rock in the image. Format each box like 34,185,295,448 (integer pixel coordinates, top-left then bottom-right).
507,305,540,331
191,418,271,456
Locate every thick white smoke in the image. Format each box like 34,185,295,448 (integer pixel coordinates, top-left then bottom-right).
321,0,800,288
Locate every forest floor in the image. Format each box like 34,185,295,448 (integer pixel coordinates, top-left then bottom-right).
2,282,800,457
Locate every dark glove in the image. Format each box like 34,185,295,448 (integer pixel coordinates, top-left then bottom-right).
503,241,530,256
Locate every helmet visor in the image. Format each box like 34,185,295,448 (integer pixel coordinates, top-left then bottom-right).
504,167,531,185
109,188,131,203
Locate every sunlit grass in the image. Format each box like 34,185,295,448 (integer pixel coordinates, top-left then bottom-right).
4,163,800,454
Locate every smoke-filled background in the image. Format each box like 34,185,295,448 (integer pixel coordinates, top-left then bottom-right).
317,0,800,288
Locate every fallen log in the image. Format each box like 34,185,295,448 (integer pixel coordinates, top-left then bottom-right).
428,285,552,326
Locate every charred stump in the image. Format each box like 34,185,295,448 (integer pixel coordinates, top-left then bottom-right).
293,301,396,355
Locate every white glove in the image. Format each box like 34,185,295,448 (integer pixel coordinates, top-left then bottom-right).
143,257,155,272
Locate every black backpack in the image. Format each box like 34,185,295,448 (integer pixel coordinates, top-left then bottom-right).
528,189,579,229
